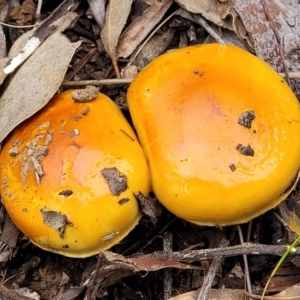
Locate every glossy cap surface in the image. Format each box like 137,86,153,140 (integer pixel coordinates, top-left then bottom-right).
0,90,150,257
127,43,300,226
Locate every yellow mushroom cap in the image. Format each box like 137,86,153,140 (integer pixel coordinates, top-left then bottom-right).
0,89,150,257
127,43,300,226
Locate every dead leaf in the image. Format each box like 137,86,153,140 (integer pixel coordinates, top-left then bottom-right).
174,0,224,26
0,213,19,263
101,250,202,272
169,289,246,300
279,198,300,236
3,0,80,75
135,192,163,225
174,0,253,49
40,209,67,230
234,0,300,72
0,13,81,143
59,285,87,300
116,0,172,59
12,287,40,300
100,167,128,196
87,0,107,29
274,283,300,299
100,0,133,78
132,27,176,68
132,257,203,271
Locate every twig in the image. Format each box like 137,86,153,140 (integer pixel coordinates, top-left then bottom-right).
192,14,225,44
62,78,132,87
61,72,300,88
260,0,291,86
237,225,252,295
0,21,34,28
135,242,300,263
280,72,300,79
196,238,229,300
163,232,173,300
175,9,225,44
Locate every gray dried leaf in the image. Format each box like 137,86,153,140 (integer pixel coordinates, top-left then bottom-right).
235,0,300,72
169,289,246,300
116,0,172,59
3,0,80,75
87,0,107,29
40,209,67,230
174,0,253,49
101,167,127,196
1,214,19,249
100,0,133,78
101,250,202,272
135,192,163,225
60,286,87,300
174,0,229,27
12,287,40,300
0,13,81,143
132,28,176,68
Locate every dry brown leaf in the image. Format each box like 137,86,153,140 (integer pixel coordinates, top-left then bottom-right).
234,0,300,97
169,289,245,300
116,0,172,59
87,0,107,29
0,213,19,263
174,0,230,28
100,0,133,78
274,283,300,298
101,250,201,272
0,13,81,143
132,257,203,271
279,199,300,236
174,0,253,49
3,0,79,76
132,27,176,68
235,0,298,71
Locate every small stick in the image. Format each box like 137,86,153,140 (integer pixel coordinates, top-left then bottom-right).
196,238,229,300
163,232,173,300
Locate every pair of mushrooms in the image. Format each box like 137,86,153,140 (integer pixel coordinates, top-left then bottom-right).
1,43,300,257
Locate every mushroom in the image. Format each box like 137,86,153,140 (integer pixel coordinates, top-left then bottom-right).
0,89,150,257
127,43,300,226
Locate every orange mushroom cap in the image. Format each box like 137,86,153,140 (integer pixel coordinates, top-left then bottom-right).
127,43,300,226
0,89,150,257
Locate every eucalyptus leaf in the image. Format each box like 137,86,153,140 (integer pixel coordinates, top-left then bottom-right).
0,13,81,143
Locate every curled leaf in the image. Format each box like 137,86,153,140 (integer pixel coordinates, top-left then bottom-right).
116,0,172,59
100,0,133,78
87,0,107,29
